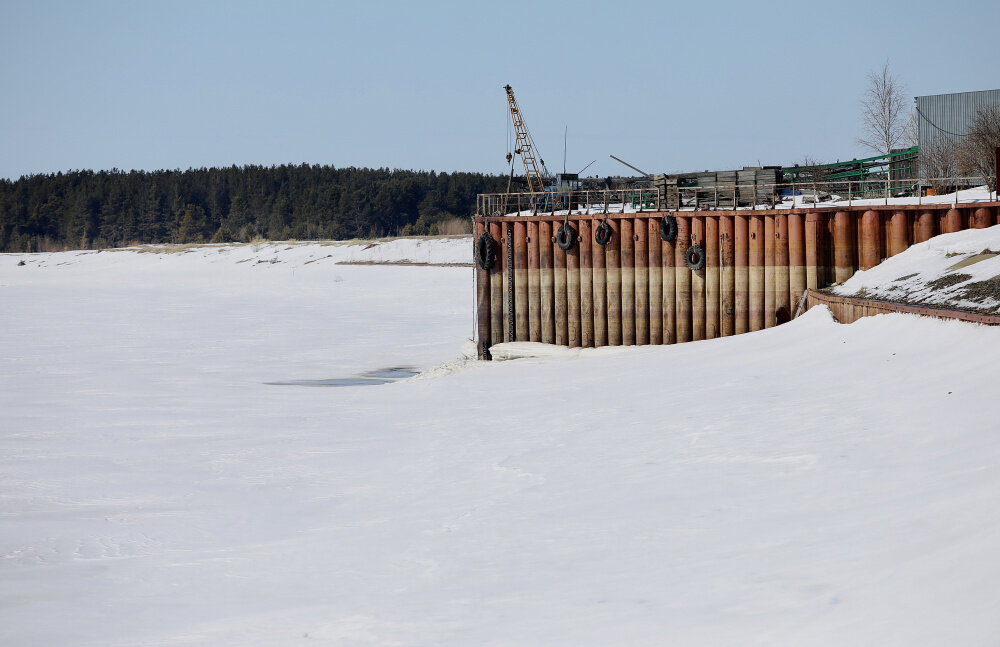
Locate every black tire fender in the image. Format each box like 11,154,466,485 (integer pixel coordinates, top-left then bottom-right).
474,231,496,270
556,223,576,251
684,244,706,270
594,221,612,246
659,215,678,242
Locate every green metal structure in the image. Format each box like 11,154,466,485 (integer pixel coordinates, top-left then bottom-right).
782,146,919,186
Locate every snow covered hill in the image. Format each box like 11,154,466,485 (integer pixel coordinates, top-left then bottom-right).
3,236,474,273
2,236,1000,645
832,225,1000,314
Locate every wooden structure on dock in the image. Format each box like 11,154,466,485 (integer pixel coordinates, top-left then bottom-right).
472,202,1000,358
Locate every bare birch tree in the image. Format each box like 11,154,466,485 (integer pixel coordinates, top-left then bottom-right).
920,137,961,193
858,62,908,156
905,109,919,149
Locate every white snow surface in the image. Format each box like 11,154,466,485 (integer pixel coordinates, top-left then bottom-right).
785,184,997,209
505,186,998,216
83,235,474,267
3,238,1000,645
832,224,1000,313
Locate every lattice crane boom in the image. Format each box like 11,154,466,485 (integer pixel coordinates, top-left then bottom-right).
504,84,548,196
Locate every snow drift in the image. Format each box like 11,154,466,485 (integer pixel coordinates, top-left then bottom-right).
2,237,1000,645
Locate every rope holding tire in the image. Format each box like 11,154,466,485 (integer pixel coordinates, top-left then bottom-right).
556,222,577,251
594,220,612,246
659,215,678,242
474,231,496,270
684,244,706,270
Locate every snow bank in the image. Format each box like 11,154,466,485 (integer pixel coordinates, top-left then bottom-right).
832,224,1000,313
1,235,474,272
3,246,1000,645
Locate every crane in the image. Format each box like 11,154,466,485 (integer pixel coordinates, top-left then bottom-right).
504,84,549,196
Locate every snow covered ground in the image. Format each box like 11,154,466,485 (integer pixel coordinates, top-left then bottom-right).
504,185,998,216
3,238,1000,645
830,224,1000,314
783,184,997,209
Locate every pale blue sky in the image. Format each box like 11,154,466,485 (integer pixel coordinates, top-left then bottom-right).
2,0,997,180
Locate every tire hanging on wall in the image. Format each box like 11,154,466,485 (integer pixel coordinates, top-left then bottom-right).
659,215,678,242
594,220,612,246
684,244,706,270
556,222,576,251
474,231,496,270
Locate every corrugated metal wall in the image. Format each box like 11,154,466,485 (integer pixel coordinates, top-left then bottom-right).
916,89,1000,177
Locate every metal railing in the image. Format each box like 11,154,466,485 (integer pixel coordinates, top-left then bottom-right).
476,176,997,217
477,187,662,218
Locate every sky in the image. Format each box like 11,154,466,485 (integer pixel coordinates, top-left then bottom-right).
1,0,998,181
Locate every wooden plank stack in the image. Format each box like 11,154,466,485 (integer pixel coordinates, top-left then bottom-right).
655,166,783,210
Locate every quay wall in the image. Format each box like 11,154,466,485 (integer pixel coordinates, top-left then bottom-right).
473,203,1000,358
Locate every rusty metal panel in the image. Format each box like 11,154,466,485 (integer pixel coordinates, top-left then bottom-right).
648,218,663,345
734,214,749,334
475,221,491,358
620,219,636,345
860,210,880,271
749,214,765,332
774,214,790,325
804,213,820,291
675,216,692,343
972,207,992,228
763,215,775,328
488,221,504,348
705,216,720,339
539,221,555,344
691,216,706,341
662,219,676,344
527,221,541,342
889,211,909,258
916,210,936,244
553,226,568,346
944,207,963,234
833,211,854,283
592,220,608,347
579,220,594,348
513,221,529,341
566,221,582,348
606,219,622,346
635,218,650,345
788,212,806,313
720,216,735,337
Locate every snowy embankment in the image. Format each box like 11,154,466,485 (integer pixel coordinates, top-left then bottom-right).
3,236,1000,645
832,224,1000,314
15,235,474,269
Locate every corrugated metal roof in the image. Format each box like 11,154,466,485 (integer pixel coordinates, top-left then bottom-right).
915,89,1000,177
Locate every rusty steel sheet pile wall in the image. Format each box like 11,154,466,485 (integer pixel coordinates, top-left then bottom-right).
474,204,1000,357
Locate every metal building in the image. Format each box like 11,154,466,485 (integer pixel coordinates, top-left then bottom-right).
915,88,1000,177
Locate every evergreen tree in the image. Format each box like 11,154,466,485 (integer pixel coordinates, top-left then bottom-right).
0,164,508,251
177,204,207,243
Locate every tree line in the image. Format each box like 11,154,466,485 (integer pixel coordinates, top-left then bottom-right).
0,164,510,252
